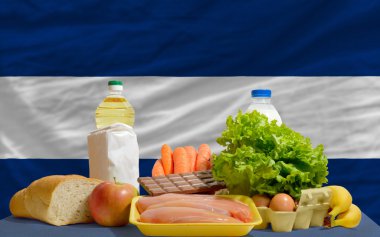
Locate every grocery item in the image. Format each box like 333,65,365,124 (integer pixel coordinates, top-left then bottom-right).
252,194,270,207
269,193,295,212
140,207,243,223
195,144,212,171
213,110,328,199
333,204,362,228
146,200,230,216
173,147,191,174
324,185,361,228
137,193,218,213
88,181,138,227
138,170,226,196
9,175,101,226
327,185,353,225
152,159,165,177
137,194,253,223
254,187,331,232
152,144,211,177
246,89,282,125
129,195,262,236
184,146,197,172
87,123,140,190
95,80,135,128
161,144,174,175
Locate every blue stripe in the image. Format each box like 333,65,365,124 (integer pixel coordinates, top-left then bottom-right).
0,158,379,225
1,0,380,76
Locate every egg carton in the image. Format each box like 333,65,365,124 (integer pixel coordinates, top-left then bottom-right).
254,187,331,232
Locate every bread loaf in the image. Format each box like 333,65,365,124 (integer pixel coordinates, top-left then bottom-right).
9,175,102,226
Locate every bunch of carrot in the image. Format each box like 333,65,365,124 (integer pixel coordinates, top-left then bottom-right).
152,144,212,177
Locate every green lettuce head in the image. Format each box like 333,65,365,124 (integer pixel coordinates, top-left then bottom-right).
212,110,328,199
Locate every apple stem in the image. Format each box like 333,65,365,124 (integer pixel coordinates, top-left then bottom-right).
113,177,117,184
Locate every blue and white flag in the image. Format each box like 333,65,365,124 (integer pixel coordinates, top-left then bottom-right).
1,0,379,224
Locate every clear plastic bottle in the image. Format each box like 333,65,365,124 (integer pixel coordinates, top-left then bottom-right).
95,80,135,129
246,89,282,125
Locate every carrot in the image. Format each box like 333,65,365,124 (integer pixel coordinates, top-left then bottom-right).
184,146,197,172
173,147,191,174
152,159,165,177
195,144,212,171
161,144,173,175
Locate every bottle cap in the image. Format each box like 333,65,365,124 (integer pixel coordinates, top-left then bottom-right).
108,81,123,91
251,89,271,98
108,80,123,86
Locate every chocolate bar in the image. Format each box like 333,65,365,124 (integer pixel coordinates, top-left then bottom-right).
138,170,226,196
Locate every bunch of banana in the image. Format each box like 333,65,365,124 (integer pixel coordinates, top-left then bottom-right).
327,185,362,228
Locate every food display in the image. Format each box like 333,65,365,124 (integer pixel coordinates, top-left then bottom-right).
138,170,225,196
8,86,364,235
136,194,253,223
252,194,271,207
268,193,296,212
88,181,139,227
327,185,353,223
9,175,102,226
333,204,362,228
325,185,362,228
129,194,262,236
212,111,329,199
152,144,212,177
254,187,331,232
87,123,140,189
141,207,243,223
95,80,135,128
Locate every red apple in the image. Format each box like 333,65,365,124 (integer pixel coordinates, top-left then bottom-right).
88,181,138,227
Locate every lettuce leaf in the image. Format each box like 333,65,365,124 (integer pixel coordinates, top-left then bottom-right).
212,110,328,199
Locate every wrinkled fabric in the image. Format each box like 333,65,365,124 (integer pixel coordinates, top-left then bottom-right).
1,1,380,76
1,77,379,158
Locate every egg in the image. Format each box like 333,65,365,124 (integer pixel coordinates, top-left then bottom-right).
269,193,295,212
252,194,271,207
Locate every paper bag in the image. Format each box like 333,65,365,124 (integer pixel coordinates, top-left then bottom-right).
87,123,139,190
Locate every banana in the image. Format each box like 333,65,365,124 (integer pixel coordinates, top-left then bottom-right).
333,204,362,228
327,185,352,226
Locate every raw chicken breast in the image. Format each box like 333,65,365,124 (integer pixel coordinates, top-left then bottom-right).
136,194,253,222
137,194,215,213
140,207,243,223
203,198,253,223
146,200,230,216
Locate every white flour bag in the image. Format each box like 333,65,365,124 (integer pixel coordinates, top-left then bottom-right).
87,123,139,190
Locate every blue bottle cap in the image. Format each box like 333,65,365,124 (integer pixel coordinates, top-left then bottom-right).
251,89,271,98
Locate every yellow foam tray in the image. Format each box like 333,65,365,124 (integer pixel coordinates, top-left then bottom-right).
129,195,262,236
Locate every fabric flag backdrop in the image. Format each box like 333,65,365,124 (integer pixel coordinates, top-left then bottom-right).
1,0,380,225
1,77,380,159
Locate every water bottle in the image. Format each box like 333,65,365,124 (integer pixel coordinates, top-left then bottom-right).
246,89,282,125
95,80,135,129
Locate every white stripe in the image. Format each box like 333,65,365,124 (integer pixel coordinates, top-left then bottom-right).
1,77,379,159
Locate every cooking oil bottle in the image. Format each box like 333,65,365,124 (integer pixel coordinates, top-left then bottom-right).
95,80,135,128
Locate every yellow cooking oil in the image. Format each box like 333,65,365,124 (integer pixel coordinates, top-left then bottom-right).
95,81,135,128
